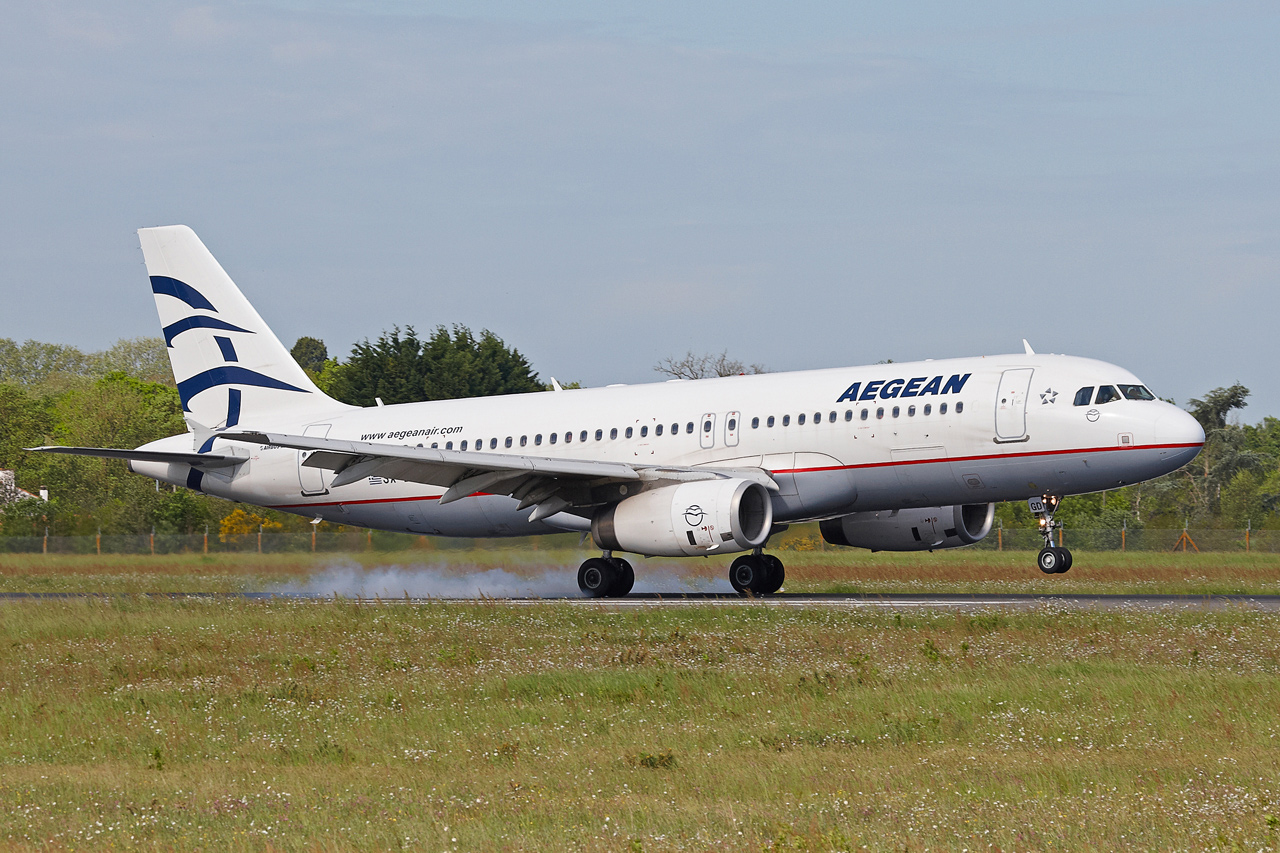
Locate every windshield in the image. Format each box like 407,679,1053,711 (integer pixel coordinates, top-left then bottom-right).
1118,384,1155,401
1095,385,1121,404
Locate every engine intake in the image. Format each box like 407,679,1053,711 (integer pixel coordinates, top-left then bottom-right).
819,503,994,552
592,478,773,558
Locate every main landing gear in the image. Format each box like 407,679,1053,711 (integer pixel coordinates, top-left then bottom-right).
1030,495,1072,574
729,550,786,595
577,552,635,598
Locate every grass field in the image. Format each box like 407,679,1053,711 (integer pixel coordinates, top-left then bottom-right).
3,597,1280,851
4,545,1280,596
4,549,1280,851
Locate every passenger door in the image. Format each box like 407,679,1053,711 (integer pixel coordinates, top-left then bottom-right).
297,424,331,495
994,369,1034,442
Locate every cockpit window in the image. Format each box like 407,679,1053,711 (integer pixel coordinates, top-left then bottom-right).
1094,385,1121,405
1119,384,1155,401
1073,387,1094,406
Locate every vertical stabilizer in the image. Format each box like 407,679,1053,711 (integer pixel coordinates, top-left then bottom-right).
138,225,350,436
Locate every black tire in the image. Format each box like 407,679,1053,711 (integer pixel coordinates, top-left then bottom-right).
578,557,617,597
609,558,635,596
1057,547,1073,574
758,555,785,595
1037,547,1061,574
729,555,763,594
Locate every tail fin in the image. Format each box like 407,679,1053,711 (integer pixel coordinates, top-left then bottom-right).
138,225,350,433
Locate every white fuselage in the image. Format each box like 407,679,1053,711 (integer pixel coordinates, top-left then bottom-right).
132,352,1205,541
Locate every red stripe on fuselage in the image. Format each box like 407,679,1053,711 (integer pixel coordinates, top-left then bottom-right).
268,441,1203,510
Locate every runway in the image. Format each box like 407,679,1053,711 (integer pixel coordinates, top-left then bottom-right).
2,592,1279,610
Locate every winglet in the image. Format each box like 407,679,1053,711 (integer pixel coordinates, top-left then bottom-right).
1022,339,1036,355
549,377,564,392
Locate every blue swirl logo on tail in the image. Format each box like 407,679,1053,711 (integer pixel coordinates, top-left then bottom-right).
178,366,308,412
150,276,217,311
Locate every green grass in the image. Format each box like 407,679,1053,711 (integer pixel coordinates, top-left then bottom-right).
4,546,1280,595
3,599,1280,850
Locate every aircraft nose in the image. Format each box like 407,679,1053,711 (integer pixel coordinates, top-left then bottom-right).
1153,409,1205,472
1155,408,1205,448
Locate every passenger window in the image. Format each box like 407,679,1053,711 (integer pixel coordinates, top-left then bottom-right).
860,408,868,421
505,437,512,448
672,423,679,435
751,417,760,429
1119,384,1155,401
829,411,836,423
956,401,964,413
924,404,931,416
815,412,822,424
1095,386,1121,404
686,422,694,434
892,406,900,418
520,436,527,447
549,433,557,445
782,415,791,427
907,405,916,417
595,429,603,441
844,410,852,422
461,440,468,451
1074,387,1095,406
640,426,647,437
656,424,664,436
564,432,572,444
767,416,775,428
876,407,884,419
491,438,499,449
798,413,806,426
940,403,948,414
727,418,736,431
535,434,542,446
703,419,712,433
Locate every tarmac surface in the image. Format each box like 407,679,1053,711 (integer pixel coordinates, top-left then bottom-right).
2,592,1279,610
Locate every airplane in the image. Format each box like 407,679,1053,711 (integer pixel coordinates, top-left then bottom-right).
33,226,1205,596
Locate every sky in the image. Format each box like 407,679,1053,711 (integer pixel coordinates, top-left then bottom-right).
1,1,1277,416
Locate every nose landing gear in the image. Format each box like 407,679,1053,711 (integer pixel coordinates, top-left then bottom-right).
1030,495,1072,574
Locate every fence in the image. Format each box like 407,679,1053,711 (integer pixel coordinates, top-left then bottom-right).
0,530,580,556
0,527,1276,555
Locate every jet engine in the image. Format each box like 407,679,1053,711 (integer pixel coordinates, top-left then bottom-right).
592,478,773,557
819,503,994,552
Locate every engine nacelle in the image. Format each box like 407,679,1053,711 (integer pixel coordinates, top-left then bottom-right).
592,478,773,558
819,503,994,552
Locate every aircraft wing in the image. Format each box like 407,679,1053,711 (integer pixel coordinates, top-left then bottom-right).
27,446,243,468
222,430,778,521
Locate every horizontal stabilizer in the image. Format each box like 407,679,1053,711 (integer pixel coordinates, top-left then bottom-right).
27,446,243,468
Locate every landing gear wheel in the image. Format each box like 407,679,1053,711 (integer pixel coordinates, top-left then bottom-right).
729,555,766,595
578,557,617,598
608,558,635,597
758,555,785,595
1037,547,1069,574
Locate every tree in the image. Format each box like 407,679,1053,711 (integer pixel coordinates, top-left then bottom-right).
290,337,329,374
654,350,767,380
327,325,542,406
1162,384,1268,523
1188,384,1251,431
